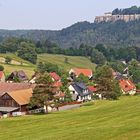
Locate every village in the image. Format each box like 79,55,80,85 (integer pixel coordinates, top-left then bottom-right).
0,65,137,118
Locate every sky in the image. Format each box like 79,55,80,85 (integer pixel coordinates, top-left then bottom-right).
0,0,140,30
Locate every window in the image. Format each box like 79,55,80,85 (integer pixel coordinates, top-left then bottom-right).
2,94,10,100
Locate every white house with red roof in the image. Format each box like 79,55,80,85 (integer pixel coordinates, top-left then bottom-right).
0,71,5,82
69,68,93,79
119,79,136,95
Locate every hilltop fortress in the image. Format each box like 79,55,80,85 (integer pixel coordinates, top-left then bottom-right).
94,12,140,23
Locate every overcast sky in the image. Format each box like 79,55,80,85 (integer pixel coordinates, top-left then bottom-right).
0,0,140,30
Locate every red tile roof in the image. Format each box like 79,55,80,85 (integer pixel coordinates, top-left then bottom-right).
54,92,65,98
88,86,97,92
119,79,136,92
0,83,35,96
49,72,61,81
0,71,4,79
53,81,62,88
71,68,93,77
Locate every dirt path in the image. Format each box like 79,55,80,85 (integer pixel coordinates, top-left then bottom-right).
59,104,82,111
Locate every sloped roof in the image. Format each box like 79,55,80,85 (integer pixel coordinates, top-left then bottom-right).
53,81,62,88
7,70,28,81
119,79,136,92
49,72,61,81
6,88,33,105
0,83,35,96
88,86,97,92
71,68,93,77
0,71,4,79
54,92,65,98
71,82,89,96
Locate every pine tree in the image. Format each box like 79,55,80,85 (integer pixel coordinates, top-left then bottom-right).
29,73,56,113
95,65,122,100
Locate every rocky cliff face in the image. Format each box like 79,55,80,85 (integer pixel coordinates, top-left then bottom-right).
94,13,140,23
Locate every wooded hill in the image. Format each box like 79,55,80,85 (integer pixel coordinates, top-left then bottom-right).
1,8,140,48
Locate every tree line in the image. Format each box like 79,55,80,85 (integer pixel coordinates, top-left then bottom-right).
112,6,140,15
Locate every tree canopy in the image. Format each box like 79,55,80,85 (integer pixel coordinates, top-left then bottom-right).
95,65,122,100
17,42,37,64
29,73,56,113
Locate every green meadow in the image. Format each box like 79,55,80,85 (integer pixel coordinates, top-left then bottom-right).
0,53,96,78
0,96,140,140
37,53,96,70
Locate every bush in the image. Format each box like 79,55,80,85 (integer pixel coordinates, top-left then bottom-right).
0,65,4,71
5,56,12,64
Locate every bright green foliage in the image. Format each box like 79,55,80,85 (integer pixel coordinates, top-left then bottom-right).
76,73,89,83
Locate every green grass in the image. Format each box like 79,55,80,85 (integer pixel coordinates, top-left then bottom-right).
0,53,35,78
2,63,35,78
0,53,96,78
0,53,33,65
0,96,140,140
38,53,96,71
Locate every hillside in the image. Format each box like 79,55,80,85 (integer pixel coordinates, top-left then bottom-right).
38,53,96,70
0,53,95,78
0,96,140,140
0,53,35,78
1,19,140,48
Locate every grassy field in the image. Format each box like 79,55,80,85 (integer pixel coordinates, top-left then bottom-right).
0,53,96,78
0,53,35,78
38,54,96,71
2,63,35,78
0,53,32,66
0,96,140,140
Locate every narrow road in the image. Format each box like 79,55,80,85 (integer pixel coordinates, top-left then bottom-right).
59,104,82,111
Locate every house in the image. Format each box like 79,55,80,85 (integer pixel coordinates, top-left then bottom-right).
88,86,97,93
87,85,102,99
53,81,62,88
54,91,65,101
0,71,5,82
69,68,93,79
112,71,124,80
119,79,136,95
6,70,28,83
68,82,91,102
0,83,35,98
30,72,61,84
29,72,41,84
0,88,33,116
49,72,61,82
